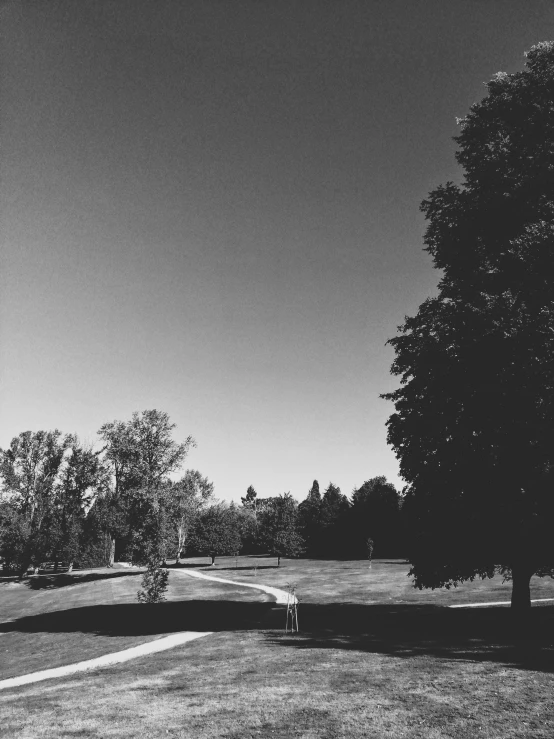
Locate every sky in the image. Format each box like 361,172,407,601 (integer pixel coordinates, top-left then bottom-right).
2,0,554,502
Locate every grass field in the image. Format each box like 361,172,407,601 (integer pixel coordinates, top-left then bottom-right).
1,557,554,738
189,555,554,605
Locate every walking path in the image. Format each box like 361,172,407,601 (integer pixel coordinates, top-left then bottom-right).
173,567,295,605
449,597,554,608
0,568,292,691
0,631,212,690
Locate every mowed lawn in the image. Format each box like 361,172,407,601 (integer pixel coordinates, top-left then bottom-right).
0,567,271,680
188,555,554,605
1,559,554,739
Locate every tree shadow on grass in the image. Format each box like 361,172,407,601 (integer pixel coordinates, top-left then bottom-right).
24,571,144,591
270,602,554,674
0,600,273,637
3,598,554,674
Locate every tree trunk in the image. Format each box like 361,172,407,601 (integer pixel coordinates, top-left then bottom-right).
176,528,185,565
108,537,116,568
511,565,532,612
54,558,59,573
211,554,215,566
278,555,281,566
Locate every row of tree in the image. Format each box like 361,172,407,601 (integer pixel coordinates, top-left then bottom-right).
243,477,405,560
0,411,404,578
0,411,198,575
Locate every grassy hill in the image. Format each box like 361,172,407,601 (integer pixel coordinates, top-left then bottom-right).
1,558,554,738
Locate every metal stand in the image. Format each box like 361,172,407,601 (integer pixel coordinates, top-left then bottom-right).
285,584,299,633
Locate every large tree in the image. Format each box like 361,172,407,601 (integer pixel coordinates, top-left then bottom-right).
98,410,195,564
350,477,402,558
319,483,350,558
383,42,554,612
241,485,258,510
164,469,214,564
193,503,242,565
0,499,28,573
50,437,107,572
259,493,304,566
0,430,68,575
298,480,322,556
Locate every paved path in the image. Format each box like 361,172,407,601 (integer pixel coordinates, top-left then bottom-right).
0,569,292,691
0,631,212,690
174,567,295,605
449,597,554,608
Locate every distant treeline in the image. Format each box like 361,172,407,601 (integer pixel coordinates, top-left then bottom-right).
0,410,405,576
241,478,405,560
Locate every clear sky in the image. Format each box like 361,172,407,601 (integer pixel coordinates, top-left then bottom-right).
1,1,553,502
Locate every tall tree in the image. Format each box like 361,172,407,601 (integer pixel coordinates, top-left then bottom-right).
194,503,242,565
240,485,261,545
259,493,304,566
350,477,401,558
50,437,107,572
164,470,214,563
241,485,258,509
319,483,350,558
0,430,68,575
96,420,140,565
382,42,554,612
234,505,258,554
0,500,27,574
298,480,322,556
98,410,195,564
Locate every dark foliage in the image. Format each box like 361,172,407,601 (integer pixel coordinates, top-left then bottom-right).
257,493,304,564
193,504,243,564
382,42,554,609
349,477,402,558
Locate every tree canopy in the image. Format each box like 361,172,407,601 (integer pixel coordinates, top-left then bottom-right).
350,477,401,558
164,470,214,563
258,493,304,566
194,503,242,565
382,42,554,610
98,410,195,564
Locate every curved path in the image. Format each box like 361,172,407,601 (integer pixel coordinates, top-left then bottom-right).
0,568,292,691
0,631,212,690
173,567,296,605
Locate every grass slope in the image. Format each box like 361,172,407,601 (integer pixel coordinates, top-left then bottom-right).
1,559,554,738
192,555,554,606
0,567,271,680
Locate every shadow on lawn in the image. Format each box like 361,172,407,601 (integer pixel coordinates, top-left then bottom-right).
25,571,143,591
273,602,554,674
0,600,272,636
3,598,554,673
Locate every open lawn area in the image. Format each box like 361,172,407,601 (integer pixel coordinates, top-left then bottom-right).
188,555,554,606
1,558,554,738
